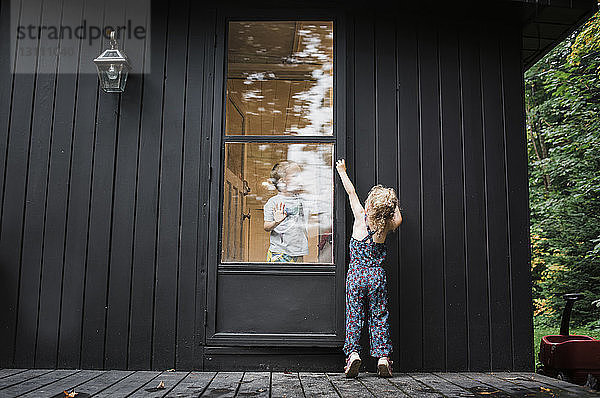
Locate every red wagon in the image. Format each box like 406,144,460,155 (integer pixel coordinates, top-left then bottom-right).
538,293,600,390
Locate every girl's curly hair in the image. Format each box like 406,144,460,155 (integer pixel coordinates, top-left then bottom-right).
365,185,399,234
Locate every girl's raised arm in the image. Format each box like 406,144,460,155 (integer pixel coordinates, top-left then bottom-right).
335,159,365,220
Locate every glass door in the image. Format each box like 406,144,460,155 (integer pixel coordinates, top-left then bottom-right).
207,13,347,347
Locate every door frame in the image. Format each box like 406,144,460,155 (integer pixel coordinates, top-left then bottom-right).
205,6,348,347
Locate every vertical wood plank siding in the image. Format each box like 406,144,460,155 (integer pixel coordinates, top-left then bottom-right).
0,3,533,371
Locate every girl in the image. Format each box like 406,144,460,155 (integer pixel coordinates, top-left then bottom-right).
335,159,402,378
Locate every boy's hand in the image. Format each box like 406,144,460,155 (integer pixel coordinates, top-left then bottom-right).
336,159,347,173
273,202,287,223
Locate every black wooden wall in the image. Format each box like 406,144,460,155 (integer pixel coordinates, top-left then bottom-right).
354,12,533,372
0,0,534,371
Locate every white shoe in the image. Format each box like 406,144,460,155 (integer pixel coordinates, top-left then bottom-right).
377,357,393,378
344,352,361,378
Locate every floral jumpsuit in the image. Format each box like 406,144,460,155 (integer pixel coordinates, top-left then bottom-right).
343,213,393,358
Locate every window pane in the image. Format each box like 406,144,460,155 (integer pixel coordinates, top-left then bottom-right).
226,21,333,136
221,143,334,264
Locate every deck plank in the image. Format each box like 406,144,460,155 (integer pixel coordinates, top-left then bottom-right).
0,369,27,380
271,372,304,398
409,372,477,397
236,372,270,398
128,371,190,398
433,372,513,397
481,371,585,397
0,370,597,397
200,372,243,397
463,372,557,397
164,372,216,397
299,373,340,398
385,373,445,397
67,370,132,396
0,369,77,397
17,370,104,398
0,369,53,390
492,372,600,397
326,373,374,398
91,371,161,397
513,372,600,396
356,373,410,397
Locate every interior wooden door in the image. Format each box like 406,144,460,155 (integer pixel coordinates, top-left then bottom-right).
222,167,247,262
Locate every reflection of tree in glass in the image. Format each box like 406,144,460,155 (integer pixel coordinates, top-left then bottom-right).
289,26,333,136
285,144,333,230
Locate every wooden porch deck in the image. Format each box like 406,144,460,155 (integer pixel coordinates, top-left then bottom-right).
0,369,598,397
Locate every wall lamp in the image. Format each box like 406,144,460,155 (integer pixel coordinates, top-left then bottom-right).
93,30,131,93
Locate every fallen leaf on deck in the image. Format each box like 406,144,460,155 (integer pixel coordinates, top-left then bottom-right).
144,380,166,392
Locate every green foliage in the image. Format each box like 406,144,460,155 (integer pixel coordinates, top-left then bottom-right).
526,10,600,328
